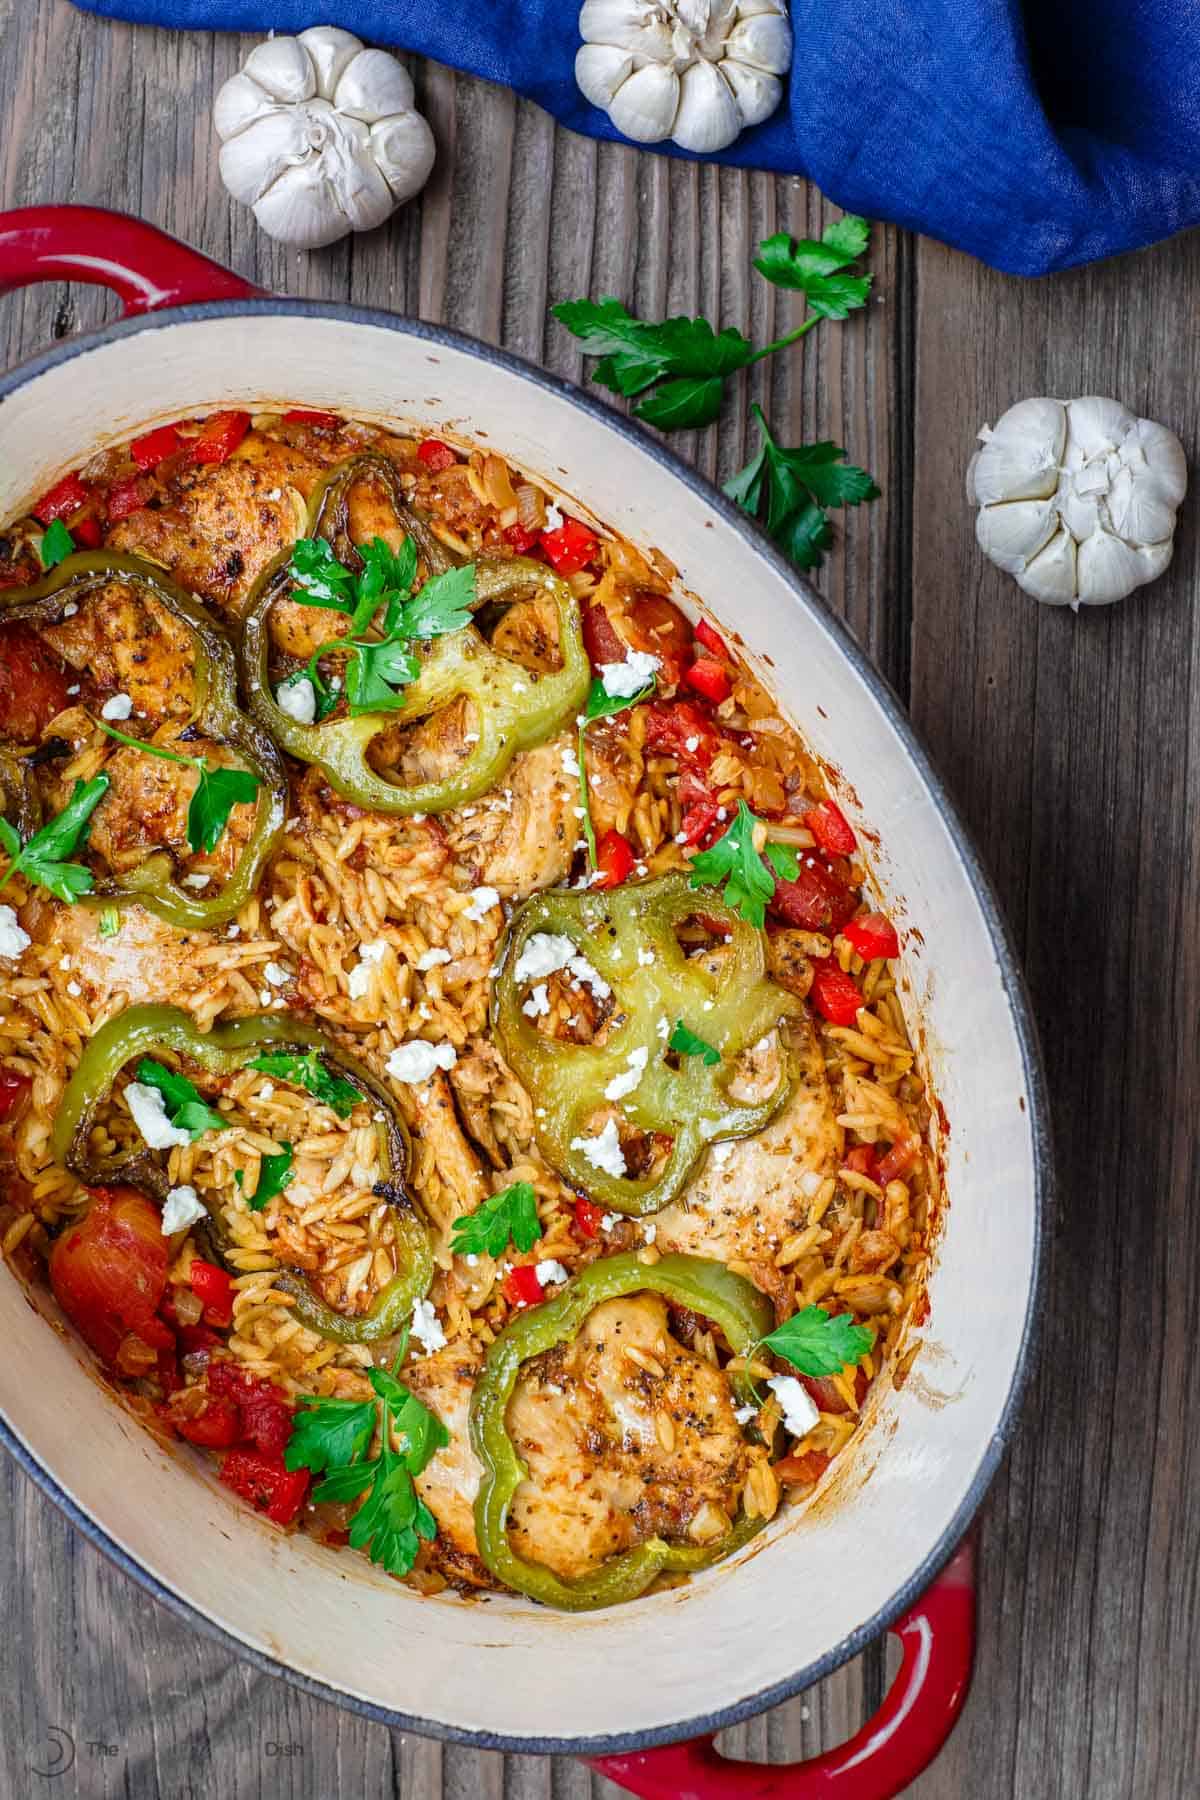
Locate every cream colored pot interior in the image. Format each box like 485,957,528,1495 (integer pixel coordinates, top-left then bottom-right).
0,312,1041,1747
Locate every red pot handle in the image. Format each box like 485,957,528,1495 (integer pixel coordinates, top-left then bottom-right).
587,1535,976,1800
0,205,262,316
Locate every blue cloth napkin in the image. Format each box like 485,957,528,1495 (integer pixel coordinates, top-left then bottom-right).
75,0,1200,275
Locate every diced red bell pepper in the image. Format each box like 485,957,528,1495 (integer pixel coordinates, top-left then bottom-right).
774,1449,832,1486
284,409,341,429
809,963,863,1026
417,437,458,472
502,1263,544,1309
842,1144,881,1180
220,1448,309,1525
581,597,627,669
804,799,857,857
71,516,104,548
177,1322,222,1360
574,1198,605,1239
33,471,89,523
106,476,149,521
677,769,722,847
768,852,857,933
693,617,731,661
0,1071,32,1122
540,517,599,577
642,700,720,770
130,424,182,470
842,911,900,961
502,522,539,555
174,1394,242,1448
593,828,635,890
209,1362,294,1457
189,1258,235,1327
683,656,732,705
877,1137,920,1184
798,1364,869,1418
190,409,251,466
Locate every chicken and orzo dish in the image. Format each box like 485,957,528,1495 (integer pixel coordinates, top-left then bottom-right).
0,408,936,1609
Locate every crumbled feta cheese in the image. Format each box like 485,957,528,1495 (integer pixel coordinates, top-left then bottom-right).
0,905,30,960
674,831,688,845
522,984,550,1019
543,501,565,531
603,1045,648,1101
513,932,577,984
685,735,700,752
347,940,388,1000
227,924,241,938
767,1375,821,1439
463,732,480,745
642,1222,657,1244
60,957,71,971
656,1016,670,1039
125,1081,191,1149
182,873,211,889
66,684,80,696
276,675,317,725
716,806,727,821
636,947,654,966
263,961,290,987
265,487,282,501
560,745,581,778
386,1039,458,1084
66,980,82,997
61,602,78,617
710,1140,736,1165
598,650,659,699
410,1296,447,1355
100,692,133,721
257,1082,275,1100
733,1402,758,1426
600,1212,622,1233
799,1169,824,1198
161,1184,207,1235
416,947,451,972
569,1118,626,1179
535,1258,570,1287
464,885,500,922
465,1253,479,1268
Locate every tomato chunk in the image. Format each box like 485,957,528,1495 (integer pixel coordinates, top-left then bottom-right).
49,1187,169,1365
842,1144,880,1180
683,656,732,705
628,593,692,687
190,410,251,466
283,409,340,429
593,828,635,890
581,597,627,669
677,769,722,846
189,1258,235,1327
768,853,857,933
809,963,863,1026
209,1361,294,1457
502,1263,544,1308
172,1394,242,1448
417,437,458,472
574,1198,604,1239
502,521,539,556
643,699,720,770
220,1448,309,1525
842,912,900,961
71,516,104,549
798,1365,869,1417
0,1071,32,1123
540,518,598,577
775,1449,832,1486
130,424,182,470
106,476,149,521
804,799,857,857
877,1137,920,1183
0,624,71,741
33,471,88,524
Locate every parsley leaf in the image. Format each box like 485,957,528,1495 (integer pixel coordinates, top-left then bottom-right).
725,406,881,573
752,216,873,321
668,1020,721,1066
553,298,754,419
344,636,421,714
687,800,775,929
0,775,108,903
236,1143,294,1212
450,1181,542,1259
135,1057,229,1141
290,537,358,610
577,672,657,866
391,563,476,641
246,1050,360,1119
372,1367,452,1469
95,721,262,856
39,518,76,569
286,1394,377,1474
762,1306,876,1377
764,842,799,882
346,1449,438,1576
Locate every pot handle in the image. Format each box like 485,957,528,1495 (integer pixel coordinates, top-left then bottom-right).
0,205,263,315
587,1536,976,1800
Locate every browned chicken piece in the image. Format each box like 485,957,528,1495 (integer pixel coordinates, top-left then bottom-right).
652,1016,843,1288
23,896,206,1011
39,581,196,725
345,466,410,554
82,737,255,881
369,695,475,791
442,733,579,897
581,713,642,839
447,1038,535,1169
108,433,319,618
766,928,817,1002
505,1294,752,1580
397,1071,489,1243
488,595,562,674
405,1343,487,1569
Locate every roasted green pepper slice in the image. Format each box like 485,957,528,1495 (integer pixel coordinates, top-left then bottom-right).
491,873,800,1216
52,1004,432,1343
0,552,285,929
470,1249,774,1610
240,454,590,815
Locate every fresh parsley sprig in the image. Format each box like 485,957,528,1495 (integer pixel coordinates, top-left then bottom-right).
246,1050,360,1119
95,720,261,856
687,799,799,929
39,518,76,569
577,672,656,867
285,1341,450,1579
0,775,109,902
135,1058,229,1141
668,1020,721,1067
235,1143,294,1213
450,1180,542,1259
760,1306,876,1378
725,405,881,572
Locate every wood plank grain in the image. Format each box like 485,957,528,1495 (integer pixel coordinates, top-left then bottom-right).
0,5,911,1797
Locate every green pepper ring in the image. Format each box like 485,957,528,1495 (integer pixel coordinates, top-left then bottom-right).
52,1004,433,1345
0,552,286,930
469,1249,775,1610
239,454,591,817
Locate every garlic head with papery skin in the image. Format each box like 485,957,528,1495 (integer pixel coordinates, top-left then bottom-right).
576,0,792,154
968,396,1187,610
214,27,435,250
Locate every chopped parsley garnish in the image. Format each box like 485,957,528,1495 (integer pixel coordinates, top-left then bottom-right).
245,1049,360,1119
686,800,806,929
761,1306,876,1378
450,1180,542,1259
724,406,881,572
0,775,109,902
285,1339,449,1579
289,535,476,718
577,672,656,867
96,720,261,856
135,1058,229,1141
668,1020,721,1067
39,518,76,569
236,1143,294,1212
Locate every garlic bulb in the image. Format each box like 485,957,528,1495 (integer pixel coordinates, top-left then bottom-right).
968,396,1187,609
576,0,792,154
214,27,436,250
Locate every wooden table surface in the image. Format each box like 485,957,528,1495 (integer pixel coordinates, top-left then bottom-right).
2,8,1198,1798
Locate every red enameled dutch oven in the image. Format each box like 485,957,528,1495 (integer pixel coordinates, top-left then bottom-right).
0,207,1050,1798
